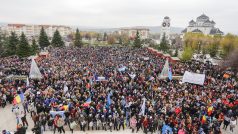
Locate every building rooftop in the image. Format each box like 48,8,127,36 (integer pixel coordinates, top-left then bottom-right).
192,29,202,33
197,14,209,20
210,28,223,35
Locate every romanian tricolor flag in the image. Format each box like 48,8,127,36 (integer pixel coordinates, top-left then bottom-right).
13,92,24,104
201,115,206,124
60,105,69,111
207,106,213,116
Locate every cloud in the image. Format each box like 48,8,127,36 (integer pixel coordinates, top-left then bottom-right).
0,0,237,34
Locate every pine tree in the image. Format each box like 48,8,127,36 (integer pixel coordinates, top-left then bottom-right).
160,33,169,53
38,27,50,49
0,33,4,57
17,32,31,58
133,31,141,48
6,32,18,56
31,38,39,55
74,28,83,47
51,30,64,47
174,48,178,57
103,32,107,41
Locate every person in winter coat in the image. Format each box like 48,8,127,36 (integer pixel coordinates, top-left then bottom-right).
14,124,27,134
230,117,236,132
143,117,149,134
56,116,65,134
130,116,137,133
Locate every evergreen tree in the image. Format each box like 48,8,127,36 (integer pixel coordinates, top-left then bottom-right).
31,38,39,55
0,33,4,57
51,30,64,47
74,28,83,47
17,32,31,58
38,27,50,49
160,33,169,53
174,48,178,57
103,32,107,41
6,32,18,56
133,31,142,48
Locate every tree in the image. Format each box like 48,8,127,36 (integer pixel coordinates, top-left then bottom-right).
174,48,178,57
103,32,108,41
159,33,169,53
220,34,238,57
222,48,238,73
0,32,6,57
181,47,193,61
31,38,39,55
208,42,219,57
6,32,18,56
107,35,116,45
38,27,50,49
17,32,31,58
74,28,83,47
133,31,142,48
51,30,64,47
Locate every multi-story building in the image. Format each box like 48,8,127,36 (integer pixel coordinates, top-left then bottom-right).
118,27,149,39
182,14,223,35
2,24,72,39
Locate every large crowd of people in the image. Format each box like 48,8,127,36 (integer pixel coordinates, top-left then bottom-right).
0,46,237,134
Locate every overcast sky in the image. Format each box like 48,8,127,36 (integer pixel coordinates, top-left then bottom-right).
0,0,237,34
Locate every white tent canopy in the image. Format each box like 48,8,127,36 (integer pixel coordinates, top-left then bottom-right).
29,59,42,79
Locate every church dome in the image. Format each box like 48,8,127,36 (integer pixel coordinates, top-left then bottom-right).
189,20,196,24
197,14,209,20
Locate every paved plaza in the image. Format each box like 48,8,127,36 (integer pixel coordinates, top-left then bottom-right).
0,104,237,134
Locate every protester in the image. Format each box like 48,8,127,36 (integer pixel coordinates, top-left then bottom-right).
0,46,237,134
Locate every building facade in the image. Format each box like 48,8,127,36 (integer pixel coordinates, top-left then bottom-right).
182,14,223,35
118,27,149,39
1,24,72,38
160,16,171,41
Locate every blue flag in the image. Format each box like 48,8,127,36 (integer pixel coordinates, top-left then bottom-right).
107,93,111,106
19,92,24,102
168,67,172,81
162,125,173,134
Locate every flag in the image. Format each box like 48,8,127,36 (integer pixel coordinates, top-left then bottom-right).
159,59,169,78
29,58,42,79
118,66,127,72
13,93,24,104
201,115,206,124
50,111,65,119
139,98,146,115
83,97,91,107
107,92,112,106
61,105,69,111
207,106,213,116
26,77,29,87
19,92,24,102
162,124,173,134
13,95,21,104
168,67,172,81
63,84,68,93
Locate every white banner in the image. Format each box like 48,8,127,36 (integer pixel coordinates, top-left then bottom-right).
182,71,205,85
